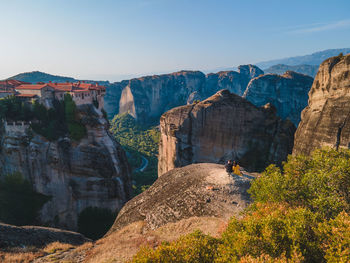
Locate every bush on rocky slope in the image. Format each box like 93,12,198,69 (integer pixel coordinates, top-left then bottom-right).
132,148,350,262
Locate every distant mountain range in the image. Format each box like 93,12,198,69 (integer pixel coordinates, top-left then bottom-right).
264,64,319,77
255,48,350,69
6,71,110,85
5,48,350,85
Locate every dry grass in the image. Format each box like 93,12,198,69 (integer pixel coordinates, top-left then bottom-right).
43,242,74,254
83,216,227,263
0,248,44,263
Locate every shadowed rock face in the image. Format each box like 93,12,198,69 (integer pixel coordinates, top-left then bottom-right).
108,163,254,234
158,90,296,176
0,105,132,231
243,71,314,126
293,54,350,155
105,65,263,123
0,223,90,248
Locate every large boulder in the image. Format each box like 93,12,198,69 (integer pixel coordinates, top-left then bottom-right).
158,89,295,176
293,54,350,155
108,163,254,234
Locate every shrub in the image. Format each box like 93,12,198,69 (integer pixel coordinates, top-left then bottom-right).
216,203,321,262
0,172,50,225
248,148,350,219
77,207,116,240
132,230,220,263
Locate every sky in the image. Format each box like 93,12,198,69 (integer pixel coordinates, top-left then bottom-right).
0,0,350,81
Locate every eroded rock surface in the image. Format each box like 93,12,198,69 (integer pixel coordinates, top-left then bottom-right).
109,163,254,234
243,71,313,125
0,223,90,248
293,54,350,155
158,90,295,176
0,105,132,231
105,65,263,123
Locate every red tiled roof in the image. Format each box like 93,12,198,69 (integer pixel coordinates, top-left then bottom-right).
14,82,106,92
0,90,15,93
16,84,50,90
15,94,37,98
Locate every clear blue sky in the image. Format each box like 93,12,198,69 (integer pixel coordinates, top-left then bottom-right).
0,0,349,81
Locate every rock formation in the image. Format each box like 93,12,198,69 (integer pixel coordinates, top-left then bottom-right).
105,65,263,123
243,71,314,125
0,223,90,248
108,163,253,233
158,90,295,176
293,54,350,155
0,105,132,231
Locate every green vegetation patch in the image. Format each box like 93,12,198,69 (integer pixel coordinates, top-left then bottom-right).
110,113,159,196
0,95,86,141
132,148,350,262
0,172,50,226
77,207,116,240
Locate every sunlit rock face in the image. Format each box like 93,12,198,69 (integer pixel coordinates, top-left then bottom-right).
158,90,295,176
243,71,314,126
293,54,350,155
0,105,132,231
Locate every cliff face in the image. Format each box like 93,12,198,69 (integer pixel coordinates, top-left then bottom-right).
158,90,295,176
293,54,350,155
0,105,132,231
105,65,263,123
243,71,314,125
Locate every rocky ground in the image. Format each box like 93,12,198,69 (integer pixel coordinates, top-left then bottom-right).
29,163,257,263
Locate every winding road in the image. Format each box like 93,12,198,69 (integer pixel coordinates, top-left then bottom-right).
135,155,149,172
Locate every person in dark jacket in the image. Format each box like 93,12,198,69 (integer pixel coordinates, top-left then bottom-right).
225,160,233,174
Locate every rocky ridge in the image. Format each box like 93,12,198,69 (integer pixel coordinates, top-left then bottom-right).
243,71,314,125
158,90,296,176
106,65,263,122
0,105,132,231
293,53,350,155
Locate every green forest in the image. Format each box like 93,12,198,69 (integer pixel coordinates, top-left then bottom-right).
132,148,350,262
109,113,160,195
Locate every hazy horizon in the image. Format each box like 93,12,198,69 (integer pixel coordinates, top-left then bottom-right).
1,0,350,81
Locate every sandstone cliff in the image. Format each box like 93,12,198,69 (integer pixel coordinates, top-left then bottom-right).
243,71,314,125
158,90,295,176
293,54,350,155
105,65,263,123
0,105,132,231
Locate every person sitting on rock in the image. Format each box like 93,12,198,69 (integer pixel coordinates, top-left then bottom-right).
225,160,233,174
233,161,242,176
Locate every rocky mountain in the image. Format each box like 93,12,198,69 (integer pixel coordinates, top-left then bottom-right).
7,71,109,85
243,71,314,125
158,90,295,176
0,105,132,231
264,64,319,77
256,48,350,69
293,53,350,155
108,65,263,123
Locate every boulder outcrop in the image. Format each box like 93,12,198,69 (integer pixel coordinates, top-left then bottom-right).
0,223,90,248
158,90,296,176
293,54,350,155
243,71,314,125
108,163,254,233
0,105,132,231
